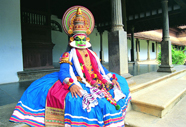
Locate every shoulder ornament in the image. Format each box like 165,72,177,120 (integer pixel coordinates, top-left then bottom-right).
59,52,72,65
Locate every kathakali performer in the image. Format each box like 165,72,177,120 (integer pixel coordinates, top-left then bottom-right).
10,6,131,127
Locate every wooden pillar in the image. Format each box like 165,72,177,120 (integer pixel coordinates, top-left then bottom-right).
111,0,124,32
122,0,127,31
99,31,104,63
156,42,159,59
147,40,150,60
136,39,140,61
108,0,128,74
157,0,176,72
108,0,135,86
131,26,136,62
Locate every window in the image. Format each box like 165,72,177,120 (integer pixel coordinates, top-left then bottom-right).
152,43,155,52
136,41,140,52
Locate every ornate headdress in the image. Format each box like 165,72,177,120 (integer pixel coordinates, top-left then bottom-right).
62,6,95,48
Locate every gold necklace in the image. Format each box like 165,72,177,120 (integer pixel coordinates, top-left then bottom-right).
78,49,92,71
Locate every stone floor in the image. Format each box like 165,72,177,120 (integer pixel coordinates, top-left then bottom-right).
0,60,159,107
0,60,168,127
125,65,186,127
0,81,33,106
104,59,159,76
125,94,186,127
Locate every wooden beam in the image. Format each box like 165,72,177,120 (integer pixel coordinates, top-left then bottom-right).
122,0,127,31
89,0,109,7
174,0,186,9
128,9,181,25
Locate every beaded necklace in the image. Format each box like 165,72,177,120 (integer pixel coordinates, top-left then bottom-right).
76,49,120,110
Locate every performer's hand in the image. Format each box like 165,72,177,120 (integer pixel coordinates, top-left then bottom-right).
92,82,98,87
69,85,83,98
112,79,121,90
105,82,110,87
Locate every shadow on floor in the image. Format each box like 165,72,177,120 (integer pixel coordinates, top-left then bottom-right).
0,81,34,106
129,64,159,76
0,63,159,107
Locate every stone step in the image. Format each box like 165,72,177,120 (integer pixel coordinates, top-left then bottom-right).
130,68,186,93
131,78,186,118
17,68,59,81
125,93,186,127
125,111,159,127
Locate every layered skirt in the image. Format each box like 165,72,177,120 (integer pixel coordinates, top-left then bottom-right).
10,72,131,127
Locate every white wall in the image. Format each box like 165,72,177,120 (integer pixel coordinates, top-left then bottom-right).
89,29,109,62
102,31,109,62
0,0,23,84
51,15,68,67
89,28,101,58
127,38,159,61
139,39,148,61
150,41,156,59
138,39,159,61
127,38,132,61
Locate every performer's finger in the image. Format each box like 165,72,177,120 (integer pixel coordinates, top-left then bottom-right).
71,92,74,98
117,82,121,90
113,82,116,85
74,92,77,98
79,86,83,90
77,90,82,97
78,89,82,97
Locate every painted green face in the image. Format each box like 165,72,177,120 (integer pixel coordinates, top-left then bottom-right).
75,36,86,48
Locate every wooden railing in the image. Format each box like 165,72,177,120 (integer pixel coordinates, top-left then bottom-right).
21,11,48,26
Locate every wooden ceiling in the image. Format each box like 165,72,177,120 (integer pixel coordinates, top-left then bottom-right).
23,0,186,34
126,0,186,33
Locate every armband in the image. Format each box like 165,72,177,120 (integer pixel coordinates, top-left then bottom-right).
76,76,83,83
107,73,112,78
59,60,72,65
110,74,117,81
68,83,75,90
63,78,74,90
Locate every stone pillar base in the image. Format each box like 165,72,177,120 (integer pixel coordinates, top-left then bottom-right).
108,30,135,86
108,30,128,75
121,73,136,86
157,65,176,73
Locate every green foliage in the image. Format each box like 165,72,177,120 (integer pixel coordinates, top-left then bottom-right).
157,46,186,65
157,51,162,64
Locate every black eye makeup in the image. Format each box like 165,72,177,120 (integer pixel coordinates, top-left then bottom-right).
83,38,86,41
75,36,86,41
75,37,81,41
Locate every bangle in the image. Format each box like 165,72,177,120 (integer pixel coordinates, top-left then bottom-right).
63,83,69,90
63,78,74,90
110,74,117,81
68,83,75,90
67,78,74,86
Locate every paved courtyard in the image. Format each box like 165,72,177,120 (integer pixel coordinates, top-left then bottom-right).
0,60,168,127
